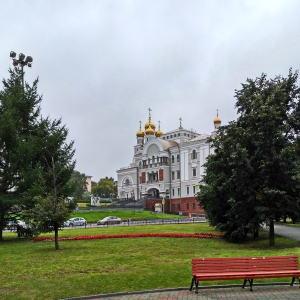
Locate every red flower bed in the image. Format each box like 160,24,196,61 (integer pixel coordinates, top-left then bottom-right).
32,232,224,242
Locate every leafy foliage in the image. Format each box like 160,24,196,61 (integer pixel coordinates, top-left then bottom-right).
0,67,76,247
0,68,42,239
64,170,88,202
92,176,117,198
25,126,76,249
26,195,71,232
196,69,300,245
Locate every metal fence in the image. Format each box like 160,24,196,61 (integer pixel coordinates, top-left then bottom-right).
78,217,206,229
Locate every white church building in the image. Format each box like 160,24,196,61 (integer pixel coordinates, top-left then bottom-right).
116,109,221,215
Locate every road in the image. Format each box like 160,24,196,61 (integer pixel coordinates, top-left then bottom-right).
271,223,300,242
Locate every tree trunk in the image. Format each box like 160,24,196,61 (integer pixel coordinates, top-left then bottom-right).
253,224,259,238
269,218,275,246
54,225,59,250
0,204,4,241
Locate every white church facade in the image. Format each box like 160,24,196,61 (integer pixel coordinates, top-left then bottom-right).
116,109,221,215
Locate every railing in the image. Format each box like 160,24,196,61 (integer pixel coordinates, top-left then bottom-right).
142,162,169,168
147,179,159,183
68,217,207,229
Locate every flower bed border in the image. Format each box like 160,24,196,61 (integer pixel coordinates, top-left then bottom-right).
32,232,224,242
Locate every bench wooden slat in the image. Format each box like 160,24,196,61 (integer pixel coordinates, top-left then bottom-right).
195,270,300,278
190,255,300,294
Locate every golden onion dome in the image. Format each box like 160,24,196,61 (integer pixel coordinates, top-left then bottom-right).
155,129,163,137
145,119,156,130
136,128,144,138
155,121,163,137
136,121,144,138
145,125,154,135
136,121,145,137
214,111,221,124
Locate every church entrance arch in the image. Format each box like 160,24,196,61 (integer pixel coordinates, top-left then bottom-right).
147,188,160,199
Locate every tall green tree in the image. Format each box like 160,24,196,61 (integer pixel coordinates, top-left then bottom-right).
22,110,76,250
0,68,42,240
92,177,117,198
26,153,75,250
0,67,76,247
65,170,88,203
198,124,261,242
197,69,300,246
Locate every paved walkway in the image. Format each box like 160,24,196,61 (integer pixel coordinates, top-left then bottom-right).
63,284,300,300
273,223,300,241
63,224,300,300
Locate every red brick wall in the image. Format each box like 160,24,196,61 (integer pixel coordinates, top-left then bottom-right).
145,197,204,216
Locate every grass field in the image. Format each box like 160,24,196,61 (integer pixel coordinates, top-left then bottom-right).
1,223,299,300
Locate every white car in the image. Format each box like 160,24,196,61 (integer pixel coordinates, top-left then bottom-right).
6,220,26,229
64,217,87,227
97,216,122,225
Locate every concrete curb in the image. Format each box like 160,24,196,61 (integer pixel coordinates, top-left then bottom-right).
60,282,295,299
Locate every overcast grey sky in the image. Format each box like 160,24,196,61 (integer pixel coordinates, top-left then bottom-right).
1,0,299,182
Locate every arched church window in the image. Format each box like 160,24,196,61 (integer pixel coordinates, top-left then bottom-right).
172,155,175,163
124,178,131,186
177,154,180,162
192,149,197,160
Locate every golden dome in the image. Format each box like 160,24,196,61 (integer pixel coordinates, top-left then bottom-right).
136,121,144,138
145,125,154,135
144,119,156,130
155,120,163,137
144,108,155,135
155,129,163,137
214,110,221,124
136,128,144,138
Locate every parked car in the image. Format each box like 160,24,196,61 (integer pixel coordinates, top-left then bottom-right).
64,217,87,227
97,216,122,225
6,219,26,230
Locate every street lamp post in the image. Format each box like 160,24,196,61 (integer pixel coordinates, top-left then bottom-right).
10,51,33,88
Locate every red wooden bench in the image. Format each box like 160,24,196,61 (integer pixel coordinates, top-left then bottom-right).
190,255,300,293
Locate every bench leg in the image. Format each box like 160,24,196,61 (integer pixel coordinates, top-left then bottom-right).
290,277,300,287
250,279,254,291
189,277,195,291
242,279,254,291
195,280,199,294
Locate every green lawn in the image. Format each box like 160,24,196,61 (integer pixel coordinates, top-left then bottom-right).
1,223,299,300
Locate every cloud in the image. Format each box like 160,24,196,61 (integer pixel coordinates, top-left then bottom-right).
0,0,299,182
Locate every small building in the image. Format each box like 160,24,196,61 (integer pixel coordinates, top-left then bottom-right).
85,175,92,193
